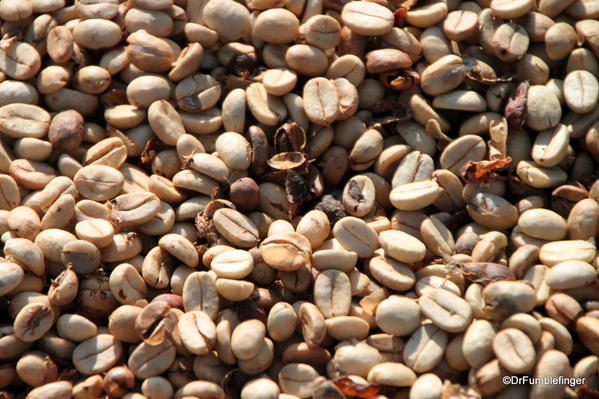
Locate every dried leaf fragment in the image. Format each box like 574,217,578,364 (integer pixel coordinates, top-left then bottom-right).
576,385,599,399
140,138,163,165
488,118,509,160
394,7,409,27
504,81,529,130
461,158,511,187
333,377,382,399
380,69,420,91
274,122,306,153
267,152,307,171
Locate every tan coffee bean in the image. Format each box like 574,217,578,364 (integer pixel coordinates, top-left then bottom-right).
296,210,330,249
302,77,339,126
56,314,97,343
175,73,221,112
443,10,478,41
13,302,54,343
379,230,426,263
367,362,416,387
211,249,254,279
493,328,536,373
178,310,216,355
0,261,24,296
7,206,40,241
102,232,142,263
365,48,412,74
109,263,148,305
175,380,226,399
126,30,175,73
75,218,115,249
48,268,79,307
48,110,84,152
260,232,312,271
74,165,124,201
491,23,529,62
332,340,382,378
141,376,174,399
405,2,448,28
490,0,534,18
546,22,577,61
390,180,443,211
182,271,219,319
342,174,375,217
72,19,121,50
299,302,326,347
539,240,596,266
10,159,56,190
267,302,298,342
466,192,518,230
420,288,473,333
545,260,597,289
369,255,415,291
128,339,176,379
126,75,173,108
109,305,142,344
16,351,58,388
313,269,351,318
141,246,176,289
254,8,299,44
213,208,259,249
110,192,161,228
202,0,251,41
518,209,567,241
215,278,254,301
530,350,572,399
564,70,599,114
391,150,434,188
420,55,466,96
326,54,365,86
531,124,569,167
285,44,329,77
312,239,358,273
545,293,582,325
231,319,266,360
440,135,486,175
375,295,420,336
147,100,185,146
576,317,599,355
159,234,198,268
4,239,44,276
403,322,447,373
0,40,41,80
483,280,537,320
278,363,321,398
25,381,72,399
349,128,384,171
516,160,567,188
462,319,496,369
214,132,251,170
333,216,378,258
526,85,562,131
85,137,128,168
0,174,20,211
341,1,393,36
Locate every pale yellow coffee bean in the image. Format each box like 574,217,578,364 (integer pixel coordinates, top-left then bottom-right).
379,230,425,263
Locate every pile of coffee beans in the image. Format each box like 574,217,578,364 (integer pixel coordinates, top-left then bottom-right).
0,0,599,398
